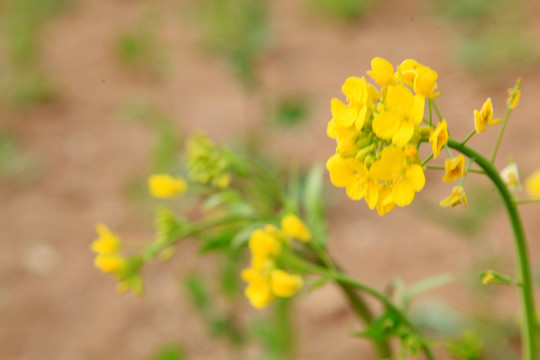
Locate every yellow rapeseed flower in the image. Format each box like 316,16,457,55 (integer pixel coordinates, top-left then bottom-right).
92,223,121,255
525,169,540,197
244,274,274,309
413,66,440,99
369,146,425,207
429,119,448,159
94,253,127,274
474,98,501,133
442,155,467,183
481,271,495,285
270,269,303,298
396,59,419,86
440,186,467,208
148,174,188,198
367,57,395,86
372,84,425,147
281,214,311,243
249,228,282,270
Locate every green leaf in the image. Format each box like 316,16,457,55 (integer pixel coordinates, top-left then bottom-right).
150,345,185,360
303,165,327,246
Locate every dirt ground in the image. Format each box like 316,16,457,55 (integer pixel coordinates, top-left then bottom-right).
1,0,540,359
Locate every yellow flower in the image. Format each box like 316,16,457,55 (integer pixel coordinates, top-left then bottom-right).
244,275,274,309
442,155,467,183
281,214,311,243
372,84,425,147
508,89,521,110
94,253,127,274
429,119,448,159
148,174,188,198
440,186,467,208
249,228,282,269
396,59,419,86
525,169,540,197
369,146,425,207
413,66,440,99
474,98,501,133
376,185,396,216
500,161,521,194
270,269,303,298
92,223,121,254
367,57,395,86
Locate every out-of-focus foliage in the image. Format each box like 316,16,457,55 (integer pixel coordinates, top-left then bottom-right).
447,331,484,360
433,0,537,80
195,0,269,88
271,96,310,129
114,8,168,80
0,132,40,181
150,345,185,360
0,0,69,108
305,0,379,22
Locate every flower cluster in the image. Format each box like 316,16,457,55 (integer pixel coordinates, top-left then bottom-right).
91,223,127,274
242,214,310,309
185,133,232,189
326,57,441,215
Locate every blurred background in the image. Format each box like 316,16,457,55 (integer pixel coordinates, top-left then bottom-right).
1,0,540,359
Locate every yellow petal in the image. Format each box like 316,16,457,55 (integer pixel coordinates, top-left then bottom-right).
281,214,311,243
406,164,425,192
525,170,540,197
372,111,399,140
367,57,395,86
271,270,303,298
392,122,415,147
392,179,415,207
386,85,413,113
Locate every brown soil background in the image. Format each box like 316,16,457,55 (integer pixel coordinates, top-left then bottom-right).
1,0,540,359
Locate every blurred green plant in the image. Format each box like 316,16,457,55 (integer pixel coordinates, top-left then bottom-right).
150,344,185,360
432,0,537,80
270,96,310,129
0,132,40,181
305,0,379,22
0,0,69,108
114,8,168,80
195,0,269,88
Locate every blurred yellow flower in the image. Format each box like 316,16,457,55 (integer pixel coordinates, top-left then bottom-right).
442,155,467,182
429,119,448,159
92,223,121,255
148,174,187,198
440,186,467,208
94,253,127,274
271,269,303,297
474,98,501,133
500,161,521,194
525,169,540,197
413,66,440,99
281,214,311,243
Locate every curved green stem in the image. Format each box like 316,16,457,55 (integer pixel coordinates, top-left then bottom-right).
286,254,437,360
447,138,538,360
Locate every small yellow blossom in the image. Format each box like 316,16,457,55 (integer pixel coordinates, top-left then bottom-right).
281,214,311,243
271,270,303,298
397,59,419,86
440,186,467,208
507,79,522,110
369,146,425,207
525,169,540,197
474,98,501,133
413,66,440,99
94,253,127,274
429,119,448,159
244,275,274,309
367,57,395,86
500,161,521,194
249,228,282,270
442,155,467,183
148,174,188,198
92,223,121,254
481,271,495,285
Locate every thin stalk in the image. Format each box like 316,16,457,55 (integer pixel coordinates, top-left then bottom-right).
286,255,437,360
459,158,474,187
423,154,434,166
447,138,537,360
515,198,540,205
461,130,476,145
426,164,484,174
431,100,443,122
490,106,513,162
428,99,433,127
144,215,251,260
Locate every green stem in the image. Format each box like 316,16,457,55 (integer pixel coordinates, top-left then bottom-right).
459,158,474,187
447,139,537,360
430,99,443,122
423,153,434,166
461,130,476,145
425,164,484,174
144,215,251,260
429,99,433,127
286,255,436,360
515,198,540,205
490,106,513,163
